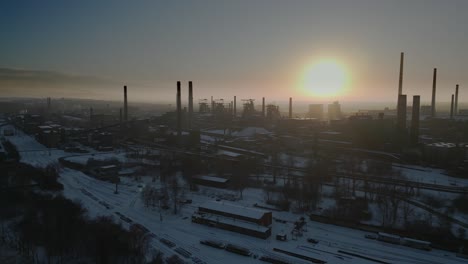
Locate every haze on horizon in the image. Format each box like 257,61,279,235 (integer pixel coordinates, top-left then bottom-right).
1,0,467,105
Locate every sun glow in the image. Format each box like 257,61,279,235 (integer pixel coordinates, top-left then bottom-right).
299,59,350,98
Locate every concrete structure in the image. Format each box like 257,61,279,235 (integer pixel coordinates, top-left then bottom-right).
262,97,265,117
431,68,437,118
124,85,128,121
188,81,193,129
397,94,407,131
410,95,420,145
328,101,342,120
234,96,237,117
398,52,404,96
192,201,272,239
450,94,454,119
198,201,272,227
176,81,182,137
308,104,324,120
192,175,229,188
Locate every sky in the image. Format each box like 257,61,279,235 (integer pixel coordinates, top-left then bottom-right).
1,0,467,106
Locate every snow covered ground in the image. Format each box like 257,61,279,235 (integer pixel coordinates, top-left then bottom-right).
4,126,468,263
395,164,468,187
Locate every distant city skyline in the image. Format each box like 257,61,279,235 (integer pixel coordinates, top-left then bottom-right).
1,0,467,104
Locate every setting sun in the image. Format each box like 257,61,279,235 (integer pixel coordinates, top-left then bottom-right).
300,59,350,98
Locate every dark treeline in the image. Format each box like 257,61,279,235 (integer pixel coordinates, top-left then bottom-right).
0,162,154,264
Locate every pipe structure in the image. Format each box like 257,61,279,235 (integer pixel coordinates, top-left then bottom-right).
177,81,182,137
450,94,454,119
289,97,292,118
234,96,237,117
262,97,265,117
188,81,193,129
124,85,128,121
410,95,420,145
398,52,404,96
397,94,407,131
431,68,437,118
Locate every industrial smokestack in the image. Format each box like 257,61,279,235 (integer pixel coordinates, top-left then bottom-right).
289,97,292,118
450,94,454,119
124,85,128,121
397,94,407,131
411,95,420,145
398,52,404,96
188,81,193,129
211,96,214,113
431,68,437,118
177,81,182,137
455,84,459,115
262,97,265,117
234,96,237,117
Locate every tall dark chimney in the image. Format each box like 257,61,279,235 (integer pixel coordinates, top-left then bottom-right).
262,97,265,117
211,96,214,113
188,81,193,129
177,81,182,137
450,94,454,119
124,85,128,121
234,96,237,117
431,68,437,118
455,84,459,115
289,97,292,118
397,94,407,131
398,52,404,96
410,95,420,145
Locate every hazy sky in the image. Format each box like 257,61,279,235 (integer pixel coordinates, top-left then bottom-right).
1,0,467,105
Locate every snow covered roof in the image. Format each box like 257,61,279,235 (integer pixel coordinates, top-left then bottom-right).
193,175,229,183
232,127,271,137
217,150,242,157
426,142,456,148
200,201,270,220
195,213,270,232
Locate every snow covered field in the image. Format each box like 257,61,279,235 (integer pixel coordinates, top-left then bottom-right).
3,125,467,264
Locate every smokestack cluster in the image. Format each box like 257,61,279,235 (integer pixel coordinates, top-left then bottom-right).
176,81,182,137
289,97,292,118
410,96,420,145
124,85,128,121
188,81,193,129
431,68,437,118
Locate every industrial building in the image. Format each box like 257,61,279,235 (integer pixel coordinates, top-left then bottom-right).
192,201,272,239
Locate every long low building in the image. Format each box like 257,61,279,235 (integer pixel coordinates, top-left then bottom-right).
198,201,272,227
193,201,273,239
192,175,230,188
192,213,271,239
